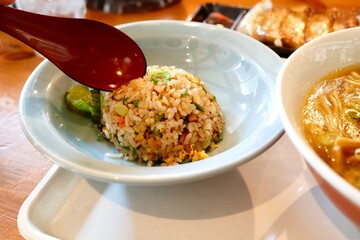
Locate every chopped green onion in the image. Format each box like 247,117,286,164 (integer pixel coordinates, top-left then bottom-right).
115,103,129,117
153,127,162,137
132,148,138,155
134,128,140,135
202,86,207,94
122,97,129,104
151,71,171,83
121,145,130,151
134,98,140,107
219,134,223,142
97,133,104,141
181,91,187,97
194,103,204,112
154,156,164,165
347,109,360,119
123,146,130,151
182,158,191,164
201,136,211,149
156,113,165,122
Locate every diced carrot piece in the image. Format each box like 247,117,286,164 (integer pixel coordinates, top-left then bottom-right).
118,116,126,128
180,131,188,143
148,137,161,148
188,113,198,122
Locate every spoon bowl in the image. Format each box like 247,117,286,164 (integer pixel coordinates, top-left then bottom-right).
0,5,146,91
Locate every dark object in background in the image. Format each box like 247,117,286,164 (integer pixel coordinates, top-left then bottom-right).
86,0,180,14
204,12,236,28
186,3,248,30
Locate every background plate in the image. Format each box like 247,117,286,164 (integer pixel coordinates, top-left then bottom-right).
18,135,360,240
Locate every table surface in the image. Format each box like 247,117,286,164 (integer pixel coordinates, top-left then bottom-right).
1,0,360,239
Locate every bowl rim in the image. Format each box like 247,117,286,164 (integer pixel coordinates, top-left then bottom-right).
276,27,360,206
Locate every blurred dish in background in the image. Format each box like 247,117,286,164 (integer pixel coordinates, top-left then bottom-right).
86,0,180,14
14,0,87,58
15,0,86,18
237,0,360,52
188,0,360,58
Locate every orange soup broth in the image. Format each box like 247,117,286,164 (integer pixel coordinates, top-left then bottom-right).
302,64,360,188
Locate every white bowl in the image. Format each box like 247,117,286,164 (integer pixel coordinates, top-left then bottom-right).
19,20,283,185
277,27,360,227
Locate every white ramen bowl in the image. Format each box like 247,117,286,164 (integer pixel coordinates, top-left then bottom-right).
277,27,360,227
19,20,283,186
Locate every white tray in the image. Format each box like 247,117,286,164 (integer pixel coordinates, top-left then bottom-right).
18,134,360,240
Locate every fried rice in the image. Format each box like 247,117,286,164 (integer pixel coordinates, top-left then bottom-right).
101,65,224,166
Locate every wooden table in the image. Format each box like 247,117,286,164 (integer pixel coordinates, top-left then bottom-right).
1,0,359,239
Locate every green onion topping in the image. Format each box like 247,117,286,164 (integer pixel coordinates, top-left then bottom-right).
151,71,172,83
156,113,165,122
194,103,204,112
122,97,129,104
202,86,208,94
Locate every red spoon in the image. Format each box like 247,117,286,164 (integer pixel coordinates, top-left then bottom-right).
0,5,146,91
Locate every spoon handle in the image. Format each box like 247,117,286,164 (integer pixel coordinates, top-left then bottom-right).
0,5,147,91
0,6,56,52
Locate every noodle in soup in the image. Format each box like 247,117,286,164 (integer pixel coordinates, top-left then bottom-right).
302,65,360,189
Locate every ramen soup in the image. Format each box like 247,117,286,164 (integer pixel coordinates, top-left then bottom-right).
302,65,360,189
